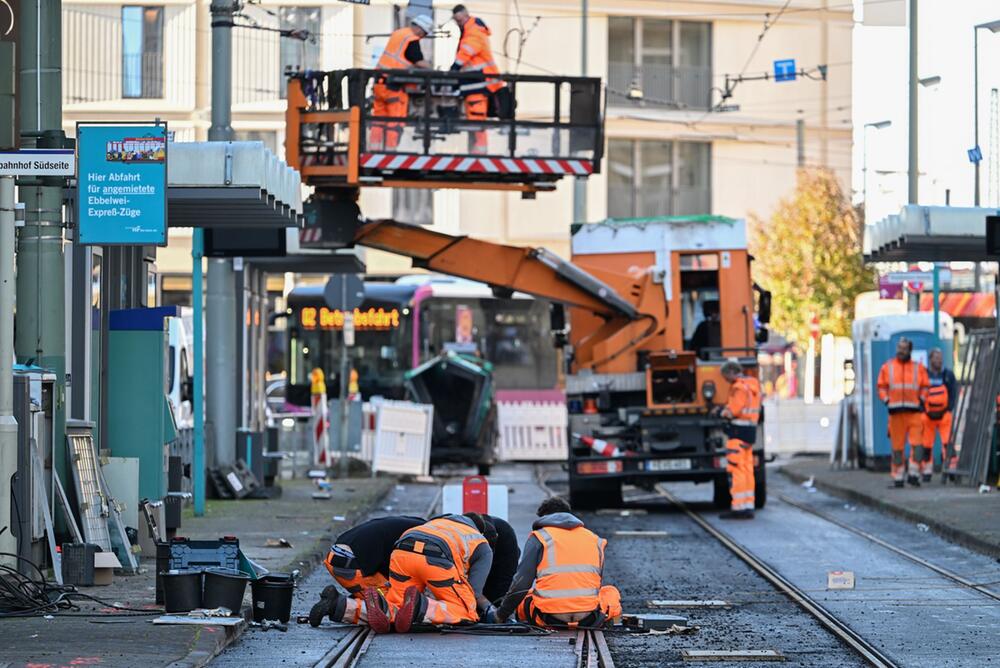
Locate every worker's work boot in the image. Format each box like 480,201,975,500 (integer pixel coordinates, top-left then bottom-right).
719,510,754,520
907,475,921,487
363,586,391,634
922,474,932,484
393,585,424,633
309,589,347,627
889,480,905,489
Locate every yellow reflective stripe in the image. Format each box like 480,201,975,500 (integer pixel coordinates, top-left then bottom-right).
731,419,756,426
537,564,602,578
532,587,600,599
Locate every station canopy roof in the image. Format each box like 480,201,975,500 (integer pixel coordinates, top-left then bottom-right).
166,141,303,228
864,205,999,262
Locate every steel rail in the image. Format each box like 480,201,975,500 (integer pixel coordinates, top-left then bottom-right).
777,494,1000,603
656,486,900,668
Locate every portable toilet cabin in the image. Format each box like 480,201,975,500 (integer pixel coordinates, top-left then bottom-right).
852,312,953,470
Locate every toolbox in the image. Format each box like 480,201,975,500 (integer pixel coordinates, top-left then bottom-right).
155,536,240,604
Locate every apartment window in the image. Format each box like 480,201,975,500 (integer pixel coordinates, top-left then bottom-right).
608,17,710,109
122,6,163,99
279,7,322,98
607,139,711,218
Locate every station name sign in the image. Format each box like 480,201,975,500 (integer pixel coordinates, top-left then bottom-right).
0,149,75,176
300,306,400,331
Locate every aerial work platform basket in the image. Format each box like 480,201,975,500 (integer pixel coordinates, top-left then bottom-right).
285,69,604,193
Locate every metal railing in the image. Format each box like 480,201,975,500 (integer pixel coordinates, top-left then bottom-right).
289,68,605,177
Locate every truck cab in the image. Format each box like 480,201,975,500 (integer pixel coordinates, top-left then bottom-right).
563,216,771,509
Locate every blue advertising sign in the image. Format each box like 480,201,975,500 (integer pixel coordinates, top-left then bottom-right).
77,122,168,246
773,59,796,82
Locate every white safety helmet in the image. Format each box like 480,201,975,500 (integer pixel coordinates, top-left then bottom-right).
410,14,434,34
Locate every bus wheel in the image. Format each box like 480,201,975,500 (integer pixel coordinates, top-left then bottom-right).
477,463,491,476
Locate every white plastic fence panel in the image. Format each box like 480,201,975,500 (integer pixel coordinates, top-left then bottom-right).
371,399,434,476
496,400,568,461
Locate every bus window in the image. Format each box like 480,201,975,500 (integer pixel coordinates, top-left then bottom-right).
420,297,558,390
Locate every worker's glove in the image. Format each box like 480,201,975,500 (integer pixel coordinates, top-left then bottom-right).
481,604,501,624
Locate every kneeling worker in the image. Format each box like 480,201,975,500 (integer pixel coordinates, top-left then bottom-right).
319,512,496,633
494,497,621,628
310,515,425,625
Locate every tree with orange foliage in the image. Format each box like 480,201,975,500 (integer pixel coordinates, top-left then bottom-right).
750,168,874,344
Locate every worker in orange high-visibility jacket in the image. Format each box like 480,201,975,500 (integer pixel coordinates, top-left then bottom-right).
922,347,957,482
877,337,930,488
451,5,505,154
718,359,761,520
309,515,424,626
323,513,495,633
370,15,433,151
494,497,621,628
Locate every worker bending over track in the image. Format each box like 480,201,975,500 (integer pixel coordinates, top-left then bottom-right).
314,513,497,633
494,497,621,628
718,359,761,520
310,515,424,626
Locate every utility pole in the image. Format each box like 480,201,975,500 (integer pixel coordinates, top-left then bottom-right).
16,0,66,479
202,0,238,504
571,0,587,224
796,118,805,167
0,32,17,565
907,0,918,204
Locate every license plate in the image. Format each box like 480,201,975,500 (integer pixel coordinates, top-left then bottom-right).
646,458,692,472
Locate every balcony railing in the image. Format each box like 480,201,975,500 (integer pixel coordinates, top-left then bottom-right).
608,61,711,110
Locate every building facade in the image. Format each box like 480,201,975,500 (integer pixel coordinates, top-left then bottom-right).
61,0,853,282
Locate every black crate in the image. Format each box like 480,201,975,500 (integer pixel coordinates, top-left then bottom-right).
62,543,98,586
155,537,240,605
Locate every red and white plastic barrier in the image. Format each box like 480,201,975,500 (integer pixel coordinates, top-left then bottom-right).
310,369,331,466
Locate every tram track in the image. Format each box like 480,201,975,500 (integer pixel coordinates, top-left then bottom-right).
654,485,901,668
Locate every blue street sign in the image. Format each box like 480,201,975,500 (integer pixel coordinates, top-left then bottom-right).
77,122,168,246
968,146,983,163
773,59,796,82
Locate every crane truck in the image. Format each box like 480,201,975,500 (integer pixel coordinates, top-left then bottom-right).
353,215,772,510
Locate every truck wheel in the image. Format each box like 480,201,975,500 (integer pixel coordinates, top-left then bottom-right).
712,475,731,509
569,477,622,511
754,457,767,509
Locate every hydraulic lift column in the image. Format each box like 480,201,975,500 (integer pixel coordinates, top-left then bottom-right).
0,33,17,565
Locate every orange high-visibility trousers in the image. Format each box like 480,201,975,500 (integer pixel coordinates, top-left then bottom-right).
726,439,755,511
888,411,922,481
324,552,387,599
922,411,954,472
464,93,489,154
383,549,479,625
516,585,621,627
370,82,409,151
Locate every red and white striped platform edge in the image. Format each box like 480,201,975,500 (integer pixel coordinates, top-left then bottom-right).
360,153,594,176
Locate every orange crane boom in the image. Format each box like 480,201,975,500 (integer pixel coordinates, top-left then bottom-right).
354,220,664,372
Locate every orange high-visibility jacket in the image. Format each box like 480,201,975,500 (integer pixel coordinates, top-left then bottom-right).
397,515,487,573
726,376,762,427
877,359,929,412
378,27,420,70
454,17,504,93
529,525,605,614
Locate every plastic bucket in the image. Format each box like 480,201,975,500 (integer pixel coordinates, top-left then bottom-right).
161,569,203,613
202,568,250,615
250,573,295,623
